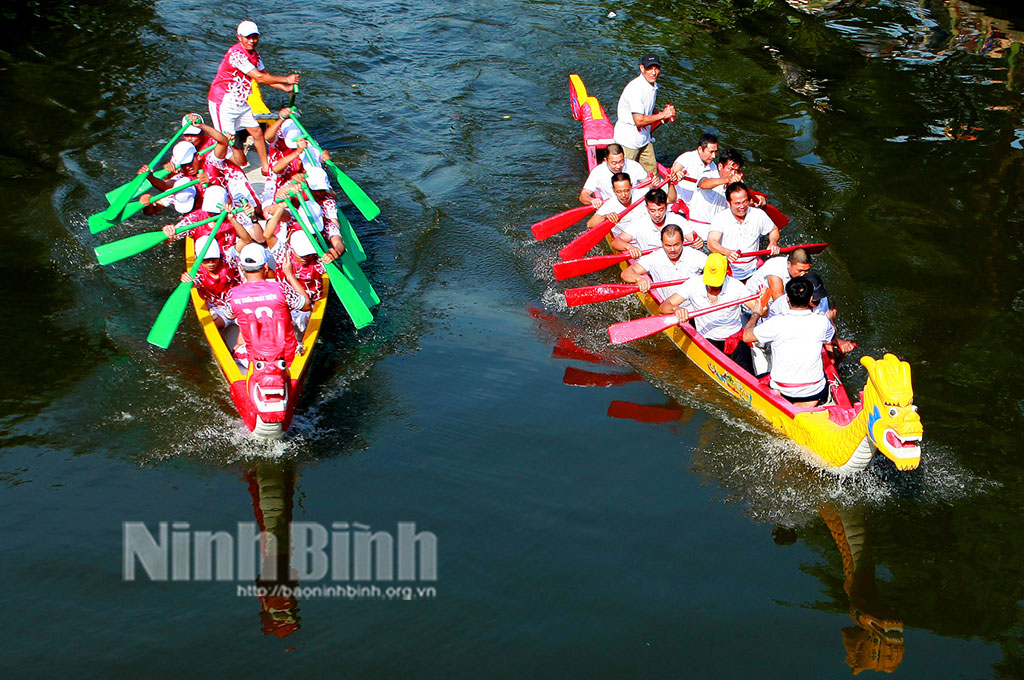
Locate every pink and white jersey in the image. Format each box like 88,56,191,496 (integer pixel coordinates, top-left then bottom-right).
194,260,241,308
229,280,303,364
316,194,341,240
289,251,326,302
208,44,264,107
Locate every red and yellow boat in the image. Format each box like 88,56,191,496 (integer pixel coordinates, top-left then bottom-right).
566,74,922,473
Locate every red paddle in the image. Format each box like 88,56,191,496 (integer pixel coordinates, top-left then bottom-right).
558,177,671,261
553,246,659,281
531,205,596,240
608,291,761,345
531,175,657,241
565,277,690,307
736,242,828,259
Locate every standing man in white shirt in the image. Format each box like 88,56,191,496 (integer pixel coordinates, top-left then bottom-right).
579,143,649,208
613,54,675,175
708,182,780,282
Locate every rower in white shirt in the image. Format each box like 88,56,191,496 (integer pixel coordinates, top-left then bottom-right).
620,223,707,299
747,248,812,303
579,143,649,208
610,188,704,257
585,172,651,234
743,276,836,407
663,253,764,374
708,181,780,282
669,133,719,204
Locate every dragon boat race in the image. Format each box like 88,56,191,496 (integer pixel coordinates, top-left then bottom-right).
4,0,1024,676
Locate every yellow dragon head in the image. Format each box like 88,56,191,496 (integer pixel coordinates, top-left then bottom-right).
861,354,922,471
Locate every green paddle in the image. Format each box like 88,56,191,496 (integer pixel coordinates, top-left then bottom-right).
91,177,203,233
104,142,216,205
90,121,193,232
288,112,381,221
94,208,241,265
289,194,374,328
291,191,379,307
146,212,228,349
299,179,367,263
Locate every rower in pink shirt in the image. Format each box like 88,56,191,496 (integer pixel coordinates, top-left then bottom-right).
208,20,300,176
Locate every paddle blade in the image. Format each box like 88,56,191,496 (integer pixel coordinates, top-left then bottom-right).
323,259,374,328
558,220,614,261
608,314,678,345
553,251,630,280
327,161,381,221
800,242,829,255
563,366,642,388
146,281,194,349
105,175,156,205
564,283,639,307
95,231,168,265
763,204,789,229
531,205,594,240
87,212,116,233
102,173,149,214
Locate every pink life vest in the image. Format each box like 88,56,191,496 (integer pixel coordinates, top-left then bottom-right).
229,280,298,364
208,44,262,107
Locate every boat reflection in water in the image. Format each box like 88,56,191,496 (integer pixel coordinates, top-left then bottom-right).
244,463,301,638
810,505,905,674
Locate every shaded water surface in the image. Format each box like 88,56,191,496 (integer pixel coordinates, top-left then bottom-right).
3,0,1024,676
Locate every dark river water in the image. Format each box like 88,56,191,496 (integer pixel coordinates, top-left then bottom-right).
3,0,1024,676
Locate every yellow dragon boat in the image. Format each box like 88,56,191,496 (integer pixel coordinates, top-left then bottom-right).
567,74,922,473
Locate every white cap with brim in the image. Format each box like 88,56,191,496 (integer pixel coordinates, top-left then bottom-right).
202,185,228,213
283,127,303,149
289,230,318,257
239,243,269,271
237,20,260,37
306,167,330,191
172,177,196,214
181,114,203,136
170,141,196,167
297,198,323,228
195,235,221,260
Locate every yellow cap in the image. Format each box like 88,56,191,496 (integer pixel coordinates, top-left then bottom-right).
703,253,728,286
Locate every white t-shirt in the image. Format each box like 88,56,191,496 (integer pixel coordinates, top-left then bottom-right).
753,309,835,397
597,186,650,234
746,256,792,293
637,247,707,299
614,75,658,149
767,295,830,319
672,150,717,204
614,211,688,251
582,158,648,200
709,206,777,280
679,276,752,341
687,176,728,225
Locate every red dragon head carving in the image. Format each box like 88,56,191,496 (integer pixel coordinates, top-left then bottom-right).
245,316,290,424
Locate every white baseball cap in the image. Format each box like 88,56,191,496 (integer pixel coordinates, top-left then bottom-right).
170,141,196,167
237,20,260,37
181,114,204,135
172,177,196,214
298,198,323,227
289,230,317,257
239,243,269,271
202,185,228,213
283,127,303,149
195,235,221,260
306,167,330,191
